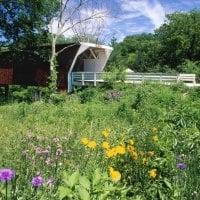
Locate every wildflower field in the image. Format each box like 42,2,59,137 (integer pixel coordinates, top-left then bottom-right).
0,83,200,199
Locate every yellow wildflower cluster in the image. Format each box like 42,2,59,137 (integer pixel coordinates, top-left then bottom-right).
105,145,126,158
129,139,134,145
148,169,157,178
132,151,138,160
81,137,89,145
152,127,158,132
142,158,148,165
109,167,121,182
102,141,110,149
152,135,158,142
102,129,112,138
81,137,97,149
81,130,159,181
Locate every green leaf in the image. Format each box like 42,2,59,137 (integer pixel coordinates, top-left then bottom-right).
68,170,79,188
78,186,90,200
163,178,173,191
63,171,69,183
92,168,102,186
58,186,73,199
98,191,110,200
79,175,90,190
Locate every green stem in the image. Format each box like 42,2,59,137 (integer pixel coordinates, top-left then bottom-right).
5,181,8,200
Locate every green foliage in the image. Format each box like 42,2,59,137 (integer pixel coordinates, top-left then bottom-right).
108,10,200,76
0,0,59,46
178,59,200,82
58,168,129,200
78,87,100,103
155,10,200,68
108,33,158,72
0,83,200,199
104,89,122,102
9,86,50,102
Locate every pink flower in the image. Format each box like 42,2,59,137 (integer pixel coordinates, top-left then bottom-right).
45,158,51,165
46,178,55,186
53,138,59,143
56,148,63,156
42,150,50,155
35,147,42,154
36,136,41,141
27,132,33,138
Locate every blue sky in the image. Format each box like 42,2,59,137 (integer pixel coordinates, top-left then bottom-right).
106,0,200,41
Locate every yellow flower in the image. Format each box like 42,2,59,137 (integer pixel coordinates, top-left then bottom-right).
147,151,154,157
109,167,121,182
57,143,62,148
102,131,109,138
129,139,135,145
106,148,117,158
152,127,158,132
115,145,126,154
139,151,144,156
102,142,110,149
87,141,97,149
149,169,157,178
127,145,134,152
142,158,148,165
81,137,89,145
132,151,138,160
152,136,158,142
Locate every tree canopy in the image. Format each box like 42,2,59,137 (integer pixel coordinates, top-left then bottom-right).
0,0,59,48
109,10,200,75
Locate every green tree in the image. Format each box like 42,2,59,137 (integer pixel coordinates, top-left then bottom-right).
0,0,59,47
108,33,160,72
155,10,200,69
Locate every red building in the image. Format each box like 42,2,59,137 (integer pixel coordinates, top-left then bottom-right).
0,42,113,93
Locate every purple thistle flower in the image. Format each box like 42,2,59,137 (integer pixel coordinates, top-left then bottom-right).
177,163,186,169
31,176,43,187
0,169,15,181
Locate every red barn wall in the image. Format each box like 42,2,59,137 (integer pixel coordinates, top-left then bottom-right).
0,44,80,91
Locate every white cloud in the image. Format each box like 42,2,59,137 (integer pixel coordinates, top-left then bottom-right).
120,0,166,29
48,6,110,40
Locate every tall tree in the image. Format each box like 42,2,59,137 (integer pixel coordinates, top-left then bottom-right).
155,10,200,68
0,0,59,47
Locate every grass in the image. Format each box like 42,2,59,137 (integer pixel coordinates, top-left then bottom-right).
0,82,199,199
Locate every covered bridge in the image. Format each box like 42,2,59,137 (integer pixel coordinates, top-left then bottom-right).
0,42,113,93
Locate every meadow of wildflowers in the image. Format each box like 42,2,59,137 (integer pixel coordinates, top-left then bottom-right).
0,83,199,199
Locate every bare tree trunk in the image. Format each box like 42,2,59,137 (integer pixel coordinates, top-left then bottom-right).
48,0,110,93
49,36,58,93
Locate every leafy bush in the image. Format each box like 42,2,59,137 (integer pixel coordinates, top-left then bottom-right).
104,89,122,102
179,59,200,82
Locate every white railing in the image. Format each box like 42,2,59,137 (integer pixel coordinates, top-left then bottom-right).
72,72,196,86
